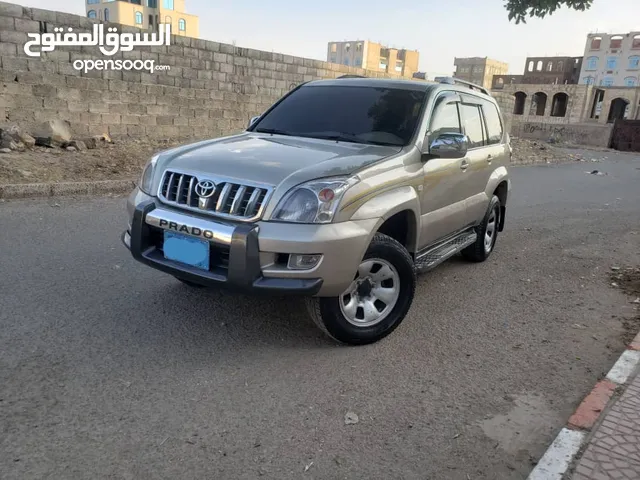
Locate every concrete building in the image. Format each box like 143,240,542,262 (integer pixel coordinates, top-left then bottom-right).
453,57,509,89
326,40,419,77
84,0,199,38
522,56,583,85
578,32,640,87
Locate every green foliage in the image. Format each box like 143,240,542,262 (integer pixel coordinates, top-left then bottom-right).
505,0,593,24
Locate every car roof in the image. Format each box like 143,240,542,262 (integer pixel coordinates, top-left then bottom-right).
302,77,495,102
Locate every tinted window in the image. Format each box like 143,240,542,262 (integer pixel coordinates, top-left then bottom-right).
481,101,503,145
251,85,426,146
459,104,485,148
429,97,461,138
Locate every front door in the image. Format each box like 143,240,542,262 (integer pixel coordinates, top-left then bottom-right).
418,92,470,249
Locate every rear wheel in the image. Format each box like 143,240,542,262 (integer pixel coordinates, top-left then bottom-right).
462,195,501,262
306,233,416,345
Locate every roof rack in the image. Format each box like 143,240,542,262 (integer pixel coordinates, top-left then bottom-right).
336,74,367,79
438,77,490,96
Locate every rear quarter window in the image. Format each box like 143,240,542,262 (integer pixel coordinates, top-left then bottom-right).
481,101,504,145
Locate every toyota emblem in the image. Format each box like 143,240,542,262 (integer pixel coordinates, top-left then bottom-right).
195,179,216,198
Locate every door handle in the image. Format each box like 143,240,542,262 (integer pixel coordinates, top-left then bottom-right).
460,160,469,171
487,154,493,164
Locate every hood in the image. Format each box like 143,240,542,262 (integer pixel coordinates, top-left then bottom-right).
153,132,402,191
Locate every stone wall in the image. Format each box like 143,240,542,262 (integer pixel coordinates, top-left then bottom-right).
510,118,614,147
0,1,414,140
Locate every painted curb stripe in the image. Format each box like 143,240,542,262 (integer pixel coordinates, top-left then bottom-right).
605,349,640,385
527,428,586,480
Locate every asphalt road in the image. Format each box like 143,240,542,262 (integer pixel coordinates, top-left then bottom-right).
1,150,640,480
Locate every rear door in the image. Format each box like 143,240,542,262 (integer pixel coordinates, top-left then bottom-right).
458,95,507,225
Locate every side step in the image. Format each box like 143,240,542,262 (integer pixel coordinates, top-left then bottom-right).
414,229,477,273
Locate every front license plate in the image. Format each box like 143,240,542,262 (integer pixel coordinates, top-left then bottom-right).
163,231,210,271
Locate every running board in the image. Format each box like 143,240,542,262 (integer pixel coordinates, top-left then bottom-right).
414,230,477,273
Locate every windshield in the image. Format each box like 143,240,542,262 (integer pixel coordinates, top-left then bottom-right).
251,85,426,147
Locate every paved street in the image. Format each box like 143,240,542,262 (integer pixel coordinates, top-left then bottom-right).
1,150,640,480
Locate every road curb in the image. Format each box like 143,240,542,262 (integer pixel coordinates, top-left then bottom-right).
527,329,640,480
0,179,136,199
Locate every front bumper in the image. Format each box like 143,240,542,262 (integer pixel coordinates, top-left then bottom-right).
123,191,378,296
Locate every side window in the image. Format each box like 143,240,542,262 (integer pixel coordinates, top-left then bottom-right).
481,101,503,145
429,97,461,139
459,103,485,148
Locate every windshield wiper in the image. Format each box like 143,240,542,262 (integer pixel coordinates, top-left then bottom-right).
313,133,399,147
254,128,295,136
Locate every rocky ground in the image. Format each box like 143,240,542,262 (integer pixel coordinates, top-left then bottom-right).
0,127,622,185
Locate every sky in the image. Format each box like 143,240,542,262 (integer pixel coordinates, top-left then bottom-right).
11,0,640,77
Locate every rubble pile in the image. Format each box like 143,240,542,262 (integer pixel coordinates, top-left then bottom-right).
0,120,112,155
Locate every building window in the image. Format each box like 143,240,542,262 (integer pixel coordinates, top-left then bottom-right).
379,59,387,69
395,61,403,72
331,43,337,53
165,15,171,24
87,10,97,18
583,76,595,85
163,0,174,9
513,92,527,115
547,61,553,71
606,57,618,69
135,11,143,24
146,0,158,6
610,35,623,49
528,60,534,72
629,56,640,70
551,93,569,117
536,60,543,71
624,77,637,87
590,36,602,50
633,35,640,49
356,43,362,52
178,19,186,31
345,43,351,53
601,77,614,87
104,8,109,21
557,61,564,71
87,0,99,3
586,56,598,70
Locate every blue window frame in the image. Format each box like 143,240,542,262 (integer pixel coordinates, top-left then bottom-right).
629,56,640,69
87,0,99,4
178,19,186,31
135,11,143,24
87,10,97,18
606,57,618,69
104,8,109,21
163,0,174,9
602,77,614,87
586,56,598,70
624,77,637,87
583,76,595,85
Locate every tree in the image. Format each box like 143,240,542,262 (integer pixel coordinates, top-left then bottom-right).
505,0,593,24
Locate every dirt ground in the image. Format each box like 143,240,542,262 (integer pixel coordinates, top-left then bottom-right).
611,267,640,344
0,136,609,185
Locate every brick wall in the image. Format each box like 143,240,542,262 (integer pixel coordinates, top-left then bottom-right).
0,1,414,140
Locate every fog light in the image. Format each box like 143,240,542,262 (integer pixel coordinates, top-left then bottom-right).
287,254,323,270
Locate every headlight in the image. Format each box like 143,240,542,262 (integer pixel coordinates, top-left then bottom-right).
139,155,158,195
272,177,357,224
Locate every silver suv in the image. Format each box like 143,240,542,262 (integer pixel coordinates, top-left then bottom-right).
123,76,511,345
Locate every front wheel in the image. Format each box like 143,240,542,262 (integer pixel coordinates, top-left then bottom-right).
305,233,416,345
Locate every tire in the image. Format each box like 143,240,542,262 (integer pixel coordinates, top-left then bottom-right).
174,276,205,288
461,195,501,263
305,233,417,345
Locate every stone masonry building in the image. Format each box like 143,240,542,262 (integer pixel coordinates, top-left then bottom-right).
453,57,509,90
579,31,640,87
84,0,199,38
326,40,419,78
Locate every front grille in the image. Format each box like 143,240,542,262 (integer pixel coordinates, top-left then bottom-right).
157,170,271,221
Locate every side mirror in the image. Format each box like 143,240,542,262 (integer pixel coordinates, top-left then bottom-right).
248,115,260,128
427,132,469,159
